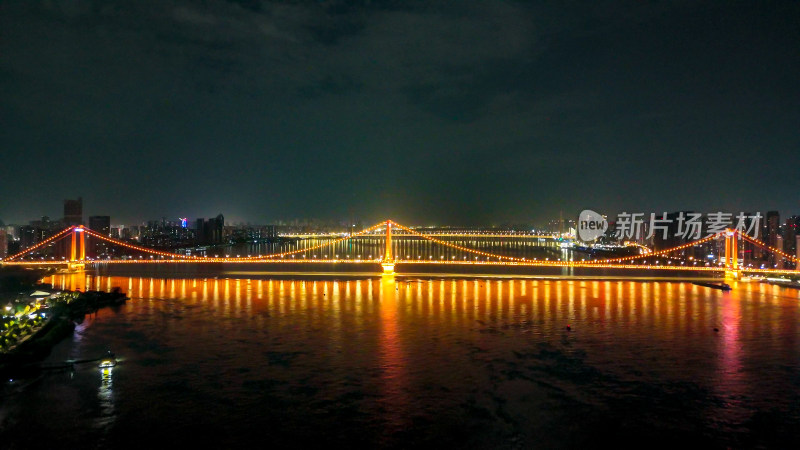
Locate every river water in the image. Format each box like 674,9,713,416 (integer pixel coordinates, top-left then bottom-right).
2,272,799,448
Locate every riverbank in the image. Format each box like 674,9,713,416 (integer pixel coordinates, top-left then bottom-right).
0,288,128,375
0,265,55,292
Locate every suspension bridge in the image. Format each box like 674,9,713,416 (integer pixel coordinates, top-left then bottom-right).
2,220,798,279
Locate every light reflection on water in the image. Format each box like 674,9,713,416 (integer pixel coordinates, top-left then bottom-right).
1,273,799,448
96,367,115,431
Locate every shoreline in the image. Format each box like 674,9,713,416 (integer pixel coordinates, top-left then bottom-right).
0,288,128,375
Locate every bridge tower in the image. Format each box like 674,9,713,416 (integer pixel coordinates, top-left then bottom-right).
70,226,86,262
66,226,87,271
724,229,739,279
381,220,395,274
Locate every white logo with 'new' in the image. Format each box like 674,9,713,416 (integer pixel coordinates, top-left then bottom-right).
577,209,607,241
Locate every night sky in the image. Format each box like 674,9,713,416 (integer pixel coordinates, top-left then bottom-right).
1,1,798,226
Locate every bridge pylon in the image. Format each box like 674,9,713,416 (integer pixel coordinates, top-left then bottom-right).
70,226,86,262
67,262,86,271
381,220,395,275
724,229,740,279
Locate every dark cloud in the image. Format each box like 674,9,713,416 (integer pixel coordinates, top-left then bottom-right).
1,0,798,225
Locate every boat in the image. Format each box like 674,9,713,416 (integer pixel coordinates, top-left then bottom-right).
98,358,116,369
571,244,643,258
692,281,732,291
98,351,117,368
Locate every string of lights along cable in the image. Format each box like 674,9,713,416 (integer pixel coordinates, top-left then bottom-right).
2,221,797,276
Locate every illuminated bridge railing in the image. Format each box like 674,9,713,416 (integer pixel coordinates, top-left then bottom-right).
280,233,564,239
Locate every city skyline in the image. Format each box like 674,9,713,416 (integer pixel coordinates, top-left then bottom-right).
4,197,800,231
2,1,799,225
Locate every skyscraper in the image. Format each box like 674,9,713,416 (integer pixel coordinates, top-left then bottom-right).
205,214,224,245
88,216,111,258
763,211,780,264
195,215,225,245
89,216,111,234
19,225,36,249
0,229,7,259
784,216,800,255
195,218,206,245
796,236,800,266
64,197,83,226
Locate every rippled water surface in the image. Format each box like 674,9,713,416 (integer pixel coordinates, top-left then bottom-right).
2,273,800,449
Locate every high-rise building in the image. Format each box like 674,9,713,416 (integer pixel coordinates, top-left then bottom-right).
195,215,224,245
89,216,111,234
738,212,761,266
763,211,780,264
796,236,800,266
263,225,277,240
23,216,56,246
207,214,224,244
195,218,206,245
64,197,83,226
19,225,36,249
88,216,111,258
0,229,7,259
783,216,800,255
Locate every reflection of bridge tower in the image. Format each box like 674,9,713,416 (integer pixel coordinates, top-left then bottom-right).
381,220,395,274
70,226,86,261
